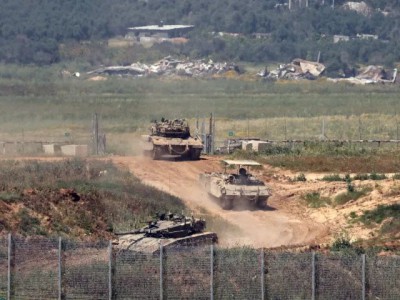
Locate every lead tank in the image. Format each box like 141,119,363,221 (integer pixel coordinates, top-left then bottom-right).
199,160,271,210
113,213,217,253
142,118,203,160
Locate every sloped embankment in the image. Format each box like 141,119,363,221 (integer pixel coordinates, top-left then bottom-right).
0,159,185,239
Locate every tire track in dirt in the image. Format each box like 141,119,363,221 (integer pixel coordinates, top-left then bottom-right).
112,155,327,248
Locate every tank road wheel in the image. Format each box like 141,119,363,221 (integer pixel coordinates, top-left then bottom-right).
256,197,268,209
221,196,233,210
190,148,202,160
152,146,162,160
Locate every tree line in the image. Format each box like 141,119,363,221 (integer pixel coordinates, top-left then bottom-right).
0,0,399,73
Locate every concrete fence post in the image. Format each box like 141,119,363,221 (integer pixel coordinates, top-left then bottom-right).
7,233,14,300
58,237,63,300
160,244,163,300
311,252,316,300
210,244,214,300
361,254,366,300
108,240,113,300
261,248,265,300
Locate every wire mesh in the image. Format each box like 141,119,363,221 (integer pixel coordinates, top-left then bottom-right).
367,255,400,300
64,239,109,300
164,245,211,300
2,235,400,299
114,249,160,300
0,236,7,300
316,252,362,299
214,246,261,300
264,251,312,300
13,236,58,299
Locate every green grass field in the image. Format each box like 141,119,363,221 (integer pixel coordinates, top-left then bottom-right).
1,64,400,155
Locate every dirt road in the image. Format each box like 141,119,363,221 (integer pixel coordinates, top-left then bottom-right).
111,156,327,248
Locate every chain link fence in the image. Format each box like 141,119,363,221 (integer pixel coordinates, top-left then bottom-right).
1,235,399,299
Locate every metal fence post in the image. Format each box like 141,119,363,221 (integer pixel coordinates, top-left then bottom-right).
58,237,63,300
311,252,316,300
261,248,265,300
108,240,113,300
7,233,12,300
361,254,366,300
210,244,214,300
160,243,163,300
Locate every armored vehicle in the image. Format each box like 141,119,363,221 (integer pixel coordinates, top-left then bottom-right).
199,160,271,210
141,118,203,160
113,213,217,253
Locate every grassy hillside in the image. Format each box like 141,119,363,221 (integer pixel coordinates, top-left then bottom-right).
0,159,186,238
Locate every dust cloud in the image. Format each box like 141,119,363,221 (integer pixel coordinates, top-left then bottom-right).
110,155,327,248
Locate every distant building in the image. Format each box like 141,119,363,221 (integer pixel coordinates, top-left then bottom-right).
333,35,350,43
356,34,378,40
125,23,194,40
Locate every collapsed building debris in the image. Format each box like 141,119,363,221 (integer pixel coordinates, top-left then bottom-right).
328,66,398,85
342,1,373,16
258,59,325,80
87,57,240,78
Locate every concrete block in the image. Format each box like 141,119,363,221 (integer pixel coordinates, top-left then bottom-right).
61,144,88,157
242,140,271,152
43,144,62,155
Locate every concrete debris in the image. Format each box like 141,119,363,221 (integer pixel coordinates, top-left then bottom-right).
259,59,325,80
328,66,398,85
59,70,81,78
216,138,261,154
342,1,373,16
88,56,240,78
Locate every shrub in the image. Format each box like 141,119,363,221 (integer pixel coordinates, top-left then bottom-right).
334,186,371,206
331,235,352,251
293,173,306,182
349,211,357,219
303,192,331,208
321,174,344,182
0,192,21,203
353,173,370,181
369,173,387,180
359,204,400,225
353,173,387,180
17,208,46,235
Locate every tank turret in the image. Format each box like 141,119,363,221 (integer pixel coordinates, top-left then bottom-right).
151,119,191,139
114,213,217,253
141,118,203,160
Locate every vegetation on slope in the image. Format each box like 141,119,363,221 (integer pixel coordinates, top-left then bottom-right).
0,159,185,239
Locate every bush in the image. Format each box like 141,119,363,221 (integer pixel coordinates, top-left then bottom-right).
359,204,400,225
330,234,364,255
303,192,331,208
0,192,21,203
321,174,344,182
349,211,357,219
353,173,370,180
369,173,387,180
293,173,306,182
17,208,46,235
334,186,371,206
353,173,387,180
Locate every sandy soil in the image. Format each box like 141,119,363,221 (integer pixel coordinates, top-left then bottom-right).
110,155,328,248
9,155,399,248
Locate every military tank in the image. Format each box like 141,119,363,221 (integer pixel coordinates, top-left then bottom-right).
199,160,271,210
113,213,217,253
141,118,203,160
